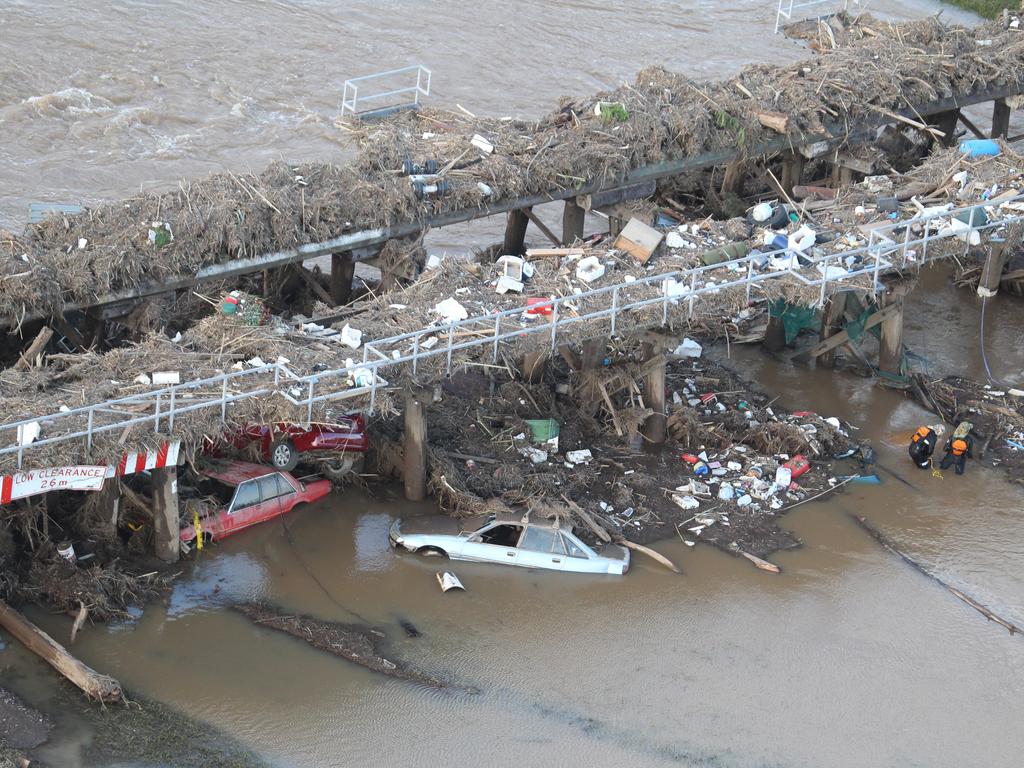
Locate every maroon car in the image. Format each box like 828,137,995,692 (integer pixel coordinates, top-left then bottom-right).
230,415,370,472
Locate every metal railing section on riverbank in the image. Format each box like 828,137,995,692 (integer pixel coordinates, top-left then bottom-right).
774,0,859,34
340,65,431,119
2,193,1021,471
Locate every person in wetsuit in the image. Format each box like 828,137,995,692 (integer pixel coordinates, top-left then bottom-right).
940,422,974,475
908,425,939,469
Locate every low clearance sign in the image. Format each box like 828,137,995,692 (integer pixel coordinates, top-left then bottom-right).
0,466,108,504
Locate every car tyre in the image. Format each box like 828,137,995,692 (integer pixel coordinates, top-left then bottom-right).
269,439,299,471
416,546,448,558
323,454,365,482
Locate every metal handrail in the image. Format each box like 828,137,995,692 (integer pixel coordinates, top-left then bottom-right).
2,192,1020,469
775,0,855,34
341,65,431,118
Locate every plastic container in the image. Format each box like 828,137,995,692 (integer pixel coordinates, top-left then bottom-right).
57,541,77,564
525,419,560,443
959,139,1000,158
693,461,710,478
784,454,811,480
775,466,792,487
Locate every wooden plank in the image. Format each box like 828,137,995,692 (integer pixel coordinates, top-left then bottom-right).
525,247,585,259
756,111,790,133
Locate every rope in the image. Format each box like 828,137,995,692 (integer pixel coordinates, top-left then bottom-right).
979,296,1002,387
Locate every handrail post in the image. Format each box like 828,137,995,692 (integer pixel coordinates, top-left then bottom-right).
492,315,501,363
550,299,560,353
746,260,754,305
154,393,162,433
168,387,176,433
610,287,619,336
688,272,697,319
412,334,420,375
661,280,669,326
221,378,228,421
369,373,378,414
818,256,829,308
306,379,315,424
446,326,454,374
86,408,95,453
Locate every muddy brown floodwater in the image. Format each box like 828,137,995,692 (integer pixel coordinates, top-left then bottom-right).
2,1,1024,766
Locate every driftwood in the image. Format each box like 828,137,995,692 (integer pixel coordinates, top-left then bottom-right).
69,601,89,644
560,494,611,543
0,598,122,702
734,547,781,573
755,110,790,133
850,515,1021,637
13,326,53,371
616,539,681,574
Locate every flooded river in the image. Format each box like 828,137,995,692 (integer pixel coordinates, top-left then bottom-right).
2,1,1024,766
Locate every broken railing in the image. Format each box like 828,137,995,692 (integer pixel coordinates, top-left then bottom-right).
1,193,1020,471
774,0,859,34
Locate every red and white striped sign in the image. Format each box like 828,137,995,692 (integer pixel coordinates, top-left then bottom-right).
0,441,180,505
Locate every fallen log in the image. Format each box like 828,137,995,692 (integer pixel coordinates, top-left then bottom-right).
560,494,611,543
13,326,53,371
850,515,1021,637
734,547,781,573
0,599,122,702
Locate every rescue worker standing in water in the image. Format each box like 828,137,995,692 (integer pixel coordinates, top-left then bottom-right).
908,424,942,469
940,421,974,475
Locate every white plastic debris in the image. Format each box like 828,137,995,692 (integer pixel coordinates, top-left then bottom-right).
825,417,841,429
775,466,792,486
77,238,88,250
519,446,548,464
817,263,849,280
575,256,606,283
666,231,688,249
436,571,465,592
340,324,362,349
726,461,742,471
496,255,525,281
673,337,703,358
425,253,444,270
717,483,735,500
421,336,439,349
672,494,700,510
736,494,752,507
134,373,152,386
17,422,41,446
434,298,469,323
471,134,494,154
684,540,696,547
662,278,690,298
152,371,180,385
566,449,593,465
495,276,524,294
477,181,494,197
788,225,817,253
751,202,773,222
247,356,267,367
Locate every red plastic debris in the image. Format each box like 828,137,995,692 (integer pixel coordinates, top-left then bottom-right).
784,454,810,479
791,410,816,418
680,453,699,464
699,393,717,404
525,298,554,316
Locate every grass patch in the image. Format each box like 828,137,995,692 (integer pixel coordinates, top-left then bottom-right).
941,0,1017,19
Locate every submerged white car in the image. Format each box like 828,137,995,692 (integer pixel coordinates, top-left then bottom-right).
388,512,629,575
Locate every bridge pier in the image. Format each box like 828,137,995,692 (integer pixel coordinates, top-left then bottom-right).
978,236,1008,298
877,287,906,378
640,341,667,446
764,314,787,353
503,209,530,256
96,477,121,537
403,393,428,502
151,466,180,563
818,292,848,369
330,252,356,305
992,98,1011,139
933,109,960,147
562,199,585,245
780,151,804,196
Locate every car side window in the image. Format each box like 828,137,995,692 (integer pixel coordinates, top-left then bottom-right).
257,475,281,502
473,524,523,547
231,480,261,512
274,473,296,497
561,534,588,558
520,526,562,553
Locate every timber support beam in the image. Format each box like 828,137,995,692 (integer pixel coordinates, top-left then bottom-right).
151,466,180,564
403,390,430,502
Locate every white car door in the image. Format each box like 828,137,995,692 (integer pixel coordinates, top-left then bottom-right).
516,526,567,571
460,523,522,566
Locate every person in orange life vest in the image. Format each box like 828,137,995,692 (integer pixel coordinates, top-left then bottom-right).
939,421,973,475
908,424,942,469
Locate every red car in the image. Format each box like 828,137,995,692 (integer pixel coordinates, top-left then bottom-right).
180,461,331,546
220,415,369,473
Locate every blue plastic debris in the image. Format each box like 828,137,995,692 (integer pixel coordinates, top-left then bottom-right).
959,139,1001,158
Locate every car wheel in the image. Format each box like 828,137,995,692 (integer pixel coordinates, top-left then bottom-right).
269,439,299,471
417,546,448,558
